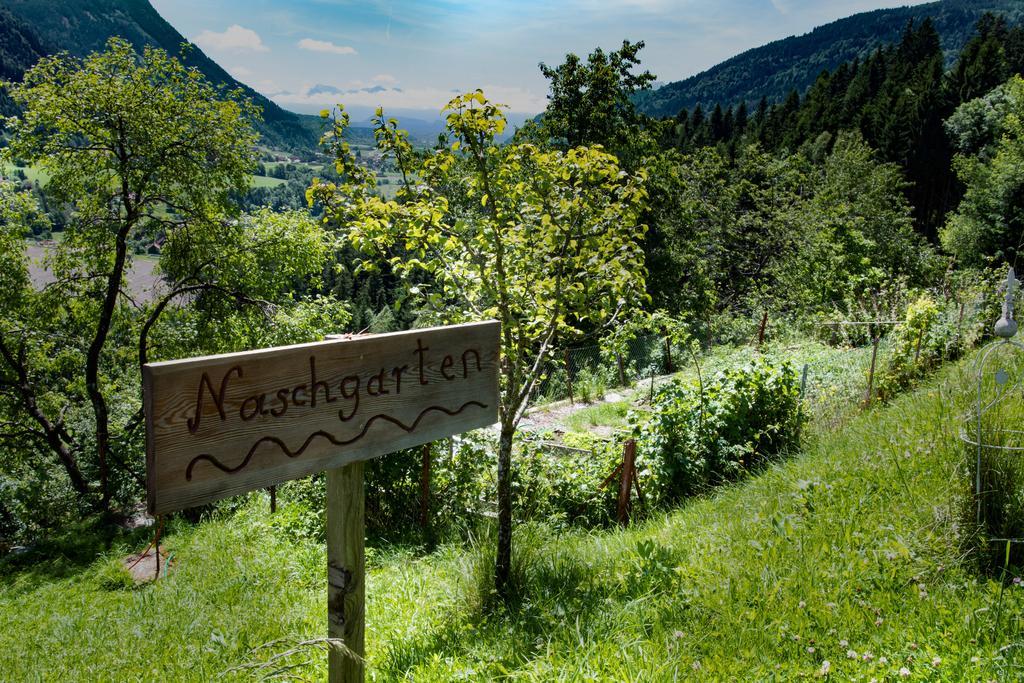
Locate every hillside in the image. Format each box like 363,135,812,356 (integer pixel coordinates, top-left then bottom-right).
0,349,1017,679
635,0,1024,117
0,0,319,151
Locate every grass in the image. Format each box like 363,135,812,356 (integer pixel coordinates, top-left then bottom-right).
2,351,1022,680
563,400,631,433
249,174,289,188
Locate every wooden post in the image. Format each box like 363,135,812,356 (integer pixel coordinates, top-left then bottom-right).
327,462,365,683
617,439,637,526
616,353,626,387
865,336,880,405
757,310,769,349
664,336,673,373
564,349,575,405
269,485,277,514
419,443,431,530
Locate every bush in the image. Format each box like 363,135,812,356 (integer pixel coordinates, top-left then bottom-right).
272,433,494,543
632,358,805,503
514,432,621,527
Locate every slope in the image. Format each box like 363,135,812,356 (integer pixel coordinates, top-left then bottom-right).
0,0,319,151
0,349,1018,679
635,0,1024,117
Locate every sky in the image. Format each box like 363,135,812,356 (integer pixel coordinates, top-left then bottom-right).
151,0,930,120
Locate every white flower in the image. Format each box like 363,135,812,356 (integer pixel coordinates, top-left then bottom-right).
807,646,816,654
799,600,807,608
819,660,831,676
879,657,888,665
862,652,874,662
899,666,911,677
846,649,858,659
839,640,848,647
931,656,941,666
971,656,980,664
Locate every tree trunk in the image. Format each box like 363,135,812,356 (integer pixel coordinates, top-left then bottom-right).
495,422,514,598
86,225,131,512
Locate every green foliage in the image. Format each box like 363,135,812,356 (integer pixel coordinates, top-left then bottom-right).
632,358,805,503
312,91,649,592
273,434,493,543
876,291,983,401
536,39,658,167
943,75,1024,265
515,433,621,528
3,354,1022,679
0,40,341,535
645,133,932,325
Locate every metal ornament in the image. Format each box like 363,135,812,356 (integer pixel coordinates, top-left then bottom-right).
960,266,1024,528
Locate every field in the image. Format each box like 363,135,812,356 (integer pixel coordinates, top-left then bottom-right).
1,346,1019,680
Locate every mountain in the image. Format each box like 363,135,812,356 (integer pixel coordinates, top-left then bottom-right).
634,0,1024,118
0,0,320,152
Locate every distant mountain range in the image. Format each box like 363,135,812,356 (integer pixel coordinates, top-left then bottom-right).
0,0,320,151
634,0,1024,118
3,0,1024,150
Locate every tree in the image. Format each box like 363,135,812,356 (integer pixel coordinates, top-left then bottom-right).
0,38,336,519
942,76,1024,266
311,92,648,597
536,40,657,166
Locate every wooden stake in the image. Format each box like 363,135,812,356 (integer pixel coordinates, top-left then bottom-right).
269,485,277,514
865,336,880,406
616,353,626,387
617,439,637,526
664,336,673,373
327,462,365,682
757,309,769,349
420,443,431,530
564,349,574,405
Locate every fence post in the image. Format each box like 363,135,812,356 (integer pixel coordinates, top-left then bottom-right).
269,485,277,514
757,310,769,349
865,335,880,405
664,336,674,373
616,353,626,387
419,442,431,530
617,439,637,526
564,349,575,405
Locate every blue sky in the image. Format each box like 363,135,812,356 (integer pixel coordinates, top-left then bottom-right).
151,0,929,119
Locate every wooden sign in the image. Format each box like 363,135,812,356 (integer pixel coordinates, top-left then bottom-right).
144,321,500,514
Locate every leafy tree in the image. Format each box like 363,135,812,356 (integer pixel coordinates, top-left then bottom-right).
0,38,336,520
312,92,648,597
942,75,1024,266
778,131,936,309
536,40,657,166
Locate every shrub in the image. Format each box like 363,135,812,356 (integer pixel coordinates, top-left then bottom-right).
514,432,621,527
273,433,494,543
876,295,940,400
631,358,805,503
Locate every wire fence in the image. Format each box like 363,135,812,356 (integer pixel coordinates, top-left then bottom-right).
528,292,991,427
532,334,686,406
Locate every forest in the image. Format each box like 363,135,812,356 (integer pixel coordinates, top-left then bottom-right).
3,6,1024,680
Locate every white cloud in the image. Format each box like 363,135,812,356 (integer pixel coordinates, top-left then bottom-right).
194,25,268,52
373,74,398,85
228,65,253,78
298,38,358,55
